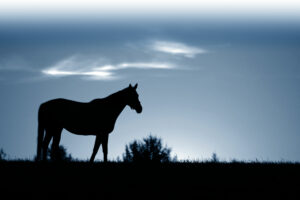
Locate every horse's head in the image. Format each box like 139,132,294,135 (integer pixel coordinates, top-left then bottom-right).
126,83,142,114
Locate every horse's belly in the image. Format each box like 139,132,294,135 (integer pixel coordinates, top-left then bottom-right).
59,110,116,135
64,126,96,135
64,123,114,135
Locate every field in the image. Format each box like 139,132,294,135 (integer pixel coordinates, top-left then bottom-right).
0,161,299,199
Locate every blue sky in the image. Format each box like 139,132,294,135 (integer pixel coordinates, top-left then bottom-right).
0,1,300,161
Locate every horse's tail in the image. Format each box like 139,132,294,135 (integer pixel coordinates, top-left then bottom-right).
36,104,45,161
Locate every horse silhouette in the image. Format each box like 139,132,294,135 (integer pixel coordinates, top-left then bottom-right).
36,84,142,162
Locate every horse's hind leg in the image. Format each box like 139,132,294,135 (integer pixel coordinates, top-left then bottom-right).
42,129,53,161
90,135,102,163
102,134,109,163
51,128,62,161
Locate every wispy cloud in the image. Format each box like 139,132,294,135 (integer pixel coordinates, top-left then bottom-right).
151,41,206,58
42,55,174,80
41,40,206,80
42,68,114,79
41,56,114,80
95,62,173,71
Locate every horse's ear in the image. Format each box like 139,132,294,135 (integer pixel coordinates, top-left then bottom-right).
133,83,138,90
129,84,132,88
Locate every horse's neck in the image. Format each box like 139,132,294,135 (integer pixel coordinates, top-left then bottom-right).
105,91,127,117
111,99,127,118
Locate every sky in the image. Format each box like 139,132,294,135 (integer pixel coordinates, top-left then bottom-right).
0,1,300,161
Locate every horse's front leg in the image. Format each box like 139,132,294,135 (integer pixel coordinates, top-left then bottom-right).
102,134,109,163
90,135,101,163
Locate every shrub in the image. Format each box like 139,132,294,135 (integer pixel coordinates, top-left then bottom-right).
123,135,171,163
211,153,219,163
48,145,73,162
0,148,7,161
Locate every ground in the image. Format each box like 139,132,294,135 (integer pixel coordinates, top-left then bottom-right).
0,161,299,199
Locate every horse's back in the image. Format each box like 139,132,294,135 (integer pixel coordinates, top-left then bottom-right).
42,98,83,106
39,98,90,124
38,98,111,134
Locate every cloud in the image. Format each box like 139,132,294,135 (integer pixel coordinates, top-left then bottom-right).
42,55,174,80
151,41,206,58
41,40,205,80
42,68,114,79
95,62,174,71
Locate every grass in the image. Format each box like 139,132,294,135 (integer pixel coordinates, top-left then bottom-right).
0,160,299,199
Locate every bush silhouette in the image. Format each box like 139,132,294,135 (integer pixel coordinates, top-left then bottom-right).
211,153,219,163
123,135,171,163
47,145,73,162
0,148,6,161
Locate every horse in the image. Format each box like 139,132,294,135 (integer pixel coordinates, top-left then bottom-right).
36,83,142,162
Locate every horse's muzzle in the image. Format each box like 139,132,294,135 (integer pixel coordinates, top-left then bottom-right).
136,106,142,114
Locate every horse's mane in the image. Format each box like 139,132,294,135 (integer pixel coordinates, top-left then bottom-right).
90,87,128,103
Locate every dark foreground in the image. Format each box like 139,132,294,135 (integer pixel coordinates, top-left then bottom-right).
0,161,299,199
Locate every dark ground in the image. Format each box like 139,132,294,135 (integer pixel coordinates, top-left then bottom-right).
0,161,299,199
